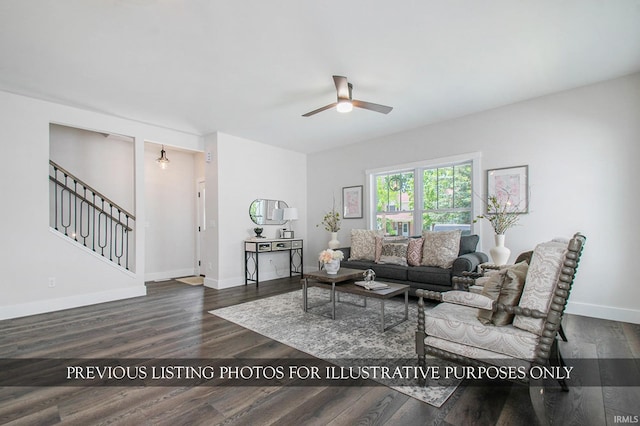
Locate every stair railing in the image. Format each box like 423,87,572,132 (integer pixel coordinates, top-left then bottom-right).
49,160,135,271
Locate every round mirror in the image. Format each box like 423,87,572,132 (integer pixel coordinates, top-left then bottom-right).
249,199,289,225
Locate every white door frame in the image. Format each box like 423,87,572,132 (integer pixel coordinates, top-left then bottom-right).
195,179,205,276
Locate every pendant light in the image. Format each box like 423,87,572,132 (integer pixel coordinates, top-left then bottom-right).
156,145,170,169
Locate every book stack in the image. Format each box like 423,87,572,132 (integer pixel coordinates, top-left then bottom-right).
354,281,389,290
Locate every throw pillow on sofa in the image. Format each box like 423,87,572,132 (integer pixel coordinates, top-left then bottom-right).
374,236,407,262
421,230,462,269
378,238,409,266
459,234,480,255
374,236,383,262
349,229,380,261
407,237,424,266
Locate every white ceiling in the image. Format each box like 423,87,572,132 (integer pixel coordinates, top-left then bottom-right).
1,1,639,154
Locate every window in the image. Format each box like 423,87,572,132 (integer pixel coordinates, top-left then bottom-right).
369,154,478,236
374,171,414,236
422,163,472,233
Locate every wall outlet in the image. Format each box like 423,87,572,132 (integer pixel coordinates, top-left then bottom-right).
48,277,56,288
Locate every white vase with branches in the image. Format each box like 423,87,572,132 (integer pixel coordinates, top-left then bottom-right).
318,201,341,249
475,195,522,265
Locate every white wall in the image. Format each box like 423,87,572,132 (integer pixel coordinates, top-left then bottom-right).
0,90,202,319
307,73,640,324
203,132,307,289
144,143,198,281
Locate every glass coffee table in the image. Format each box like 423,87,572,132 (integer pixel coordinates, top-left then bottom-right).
302,267,409,332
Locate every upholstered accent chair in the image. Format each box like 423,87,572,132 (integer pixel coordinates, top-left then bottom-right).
453,249,569,342
416,233,586,425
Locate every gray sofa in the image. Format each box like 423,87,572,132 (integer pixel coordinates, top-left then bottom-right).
339,234,488,295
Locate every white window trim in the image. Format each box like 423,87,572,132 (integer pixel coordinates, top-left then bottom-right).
365,152,483,238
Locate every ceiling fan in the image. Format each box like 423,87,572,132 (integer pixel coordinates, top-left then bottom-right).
302,75,393,117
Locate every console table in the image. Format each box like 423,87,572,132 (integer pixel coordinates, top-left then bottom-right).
244,238,303,285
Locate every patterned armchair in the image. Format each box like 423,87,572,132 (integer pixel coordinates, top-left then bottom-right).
454,250,569,343
415,233,586,425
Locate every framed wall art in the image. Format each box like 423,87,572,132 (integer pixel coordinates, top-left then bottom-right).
486,165,528,214
342,185,363,219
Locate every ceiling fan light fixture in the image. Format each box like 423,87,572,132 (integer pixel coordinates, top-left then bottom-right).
302,76,392,117
336,100,353,113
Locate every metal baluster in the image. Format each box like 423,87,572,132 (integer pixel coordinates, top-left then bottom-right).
53,165,58,230
92,192,96,252
114,209,123,266
98,198,107,256
61,174,71,236
73,179,78,240
109,204,113,261
125,215,129,270
80,186,90,247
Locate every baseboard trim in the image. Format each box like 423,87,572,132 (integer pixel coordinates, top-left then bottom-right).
204,276,244,290
0,286,146,320
203,271,296,290
145,268,196,282
566,301,640,324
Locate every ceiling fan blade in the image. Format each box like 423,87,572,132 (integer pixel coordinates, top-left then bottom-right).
333,75,350,99
302,102,338,117
352,99,393,114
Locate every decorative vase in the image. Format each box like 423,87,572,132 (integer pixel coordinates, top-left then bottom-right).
490,234,511,266
328,232,340,249
324,259,340,275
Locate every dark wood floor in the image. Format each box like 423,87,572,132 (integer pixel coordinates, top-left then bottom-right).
1,277,638,425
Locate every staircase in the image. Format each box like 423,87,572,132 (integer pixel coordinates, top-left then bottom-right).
49,160,135,271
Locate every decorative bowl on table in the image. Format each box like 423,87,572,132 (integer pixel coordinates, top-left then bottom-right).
363,269,376,282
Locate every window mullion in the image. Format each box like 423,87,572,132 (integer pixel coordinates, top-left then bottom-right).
414,168,422,233
452,167,456,209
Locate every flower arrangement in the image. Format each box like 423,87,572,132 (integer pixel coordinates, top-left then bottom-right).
318,249,344,264
474,195,521,235
317,208,341,232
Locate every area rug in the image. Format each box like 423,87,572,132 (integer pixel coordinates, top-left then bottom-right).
176,276,204,286
209,288,459,407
